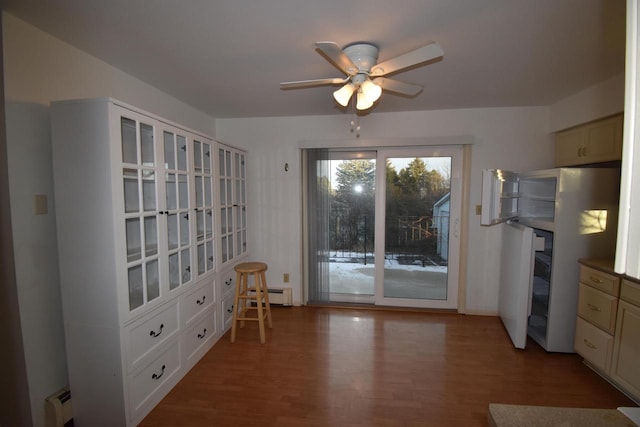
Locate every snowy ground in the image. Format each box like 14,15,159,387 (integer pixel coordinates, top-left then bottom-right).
329,254,448,300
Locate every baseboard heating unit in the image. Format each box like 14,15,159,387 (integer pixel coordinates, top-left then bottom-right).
45,386,72,427
267,287,292,306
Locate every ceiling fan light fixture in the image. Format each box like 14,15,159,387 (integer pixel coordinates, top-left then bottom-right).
333,83,355,107
356,91,374,110
360,79,382,103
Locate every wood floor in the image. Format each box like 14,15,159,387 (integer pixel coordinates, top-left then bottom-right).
140,306,635,427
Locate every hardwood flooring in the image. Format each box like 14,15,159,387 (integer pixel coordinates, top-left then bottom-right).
140,306,635,426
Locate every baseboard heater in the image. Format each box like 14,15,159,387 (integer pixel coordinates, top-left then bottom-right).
267,287,293,306
45,386,72,427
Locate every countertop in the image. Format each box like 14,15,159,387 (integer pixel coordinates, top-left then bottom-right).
488,404,638,427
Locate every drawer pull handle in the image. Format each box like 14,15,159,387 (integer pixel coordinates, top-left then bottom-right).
197,296,206,305
589,276,604,284
197,328,207,339
587,303,601,312
583,339,597,350
227,305,234,314
152,364,166,380
149,323,164,338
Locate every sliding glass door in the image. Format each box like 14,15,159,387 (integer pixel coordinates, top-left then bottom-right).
374,148,461,309
304,146,462,309
305,150,377,304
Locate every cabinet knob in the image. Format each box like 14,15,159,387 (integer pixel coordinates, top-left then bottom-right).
587,303,601,312
152,364,166,380
149,323,164,337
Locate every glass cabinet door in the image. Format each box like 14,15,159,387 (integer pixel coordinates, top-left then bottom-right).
194,139,215,276
163,129,193,291
219,147,234,263
234,152,247,257
120,115,161,312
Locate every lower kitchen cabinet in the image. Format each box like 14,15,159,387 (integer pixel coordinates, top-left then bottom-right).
611,280,640,401
576,261,640,404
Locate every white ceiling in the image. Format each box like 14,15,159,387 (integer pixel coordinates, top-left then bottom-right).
0,0,626,119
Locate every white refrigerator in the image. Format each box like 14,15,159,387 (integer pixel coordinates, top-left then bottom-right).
481,168,620,352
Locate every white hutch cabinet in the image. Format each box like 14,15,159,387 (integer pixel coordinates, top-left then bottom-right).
216,144,248,334
51,98,233,426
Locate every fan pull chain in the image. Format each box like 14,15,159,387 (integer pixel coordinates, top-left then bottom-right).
349,98,361,138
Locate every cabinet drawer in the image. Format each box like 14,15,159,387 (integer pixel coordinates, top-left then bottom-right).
575,317,613,374
620,279,640,306
183,308,217,366
222,291,235,332
181,278,215,328
579,266,620,296
220,270,236,298
578,283,618,333
126,302,179,372
129,341,181,421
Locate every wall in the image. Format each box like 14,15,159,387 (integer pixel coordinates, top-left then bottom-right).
550,73,625,132
215,107,554,313
0,16,32,427
2,13,216,427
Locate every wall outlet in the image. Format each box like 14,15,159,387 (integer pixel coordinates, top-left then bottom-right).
283,273,290,283
475,204,482,215
34,194,48,215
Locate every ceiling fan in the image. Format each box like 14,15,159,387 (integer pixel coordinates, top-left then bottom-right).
280,41,444,111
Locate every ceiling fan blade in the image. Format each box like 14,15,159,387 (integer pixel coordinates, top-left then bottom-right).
280,77,349,89
374,78,423,96
315,42,359,76
370,43,443,77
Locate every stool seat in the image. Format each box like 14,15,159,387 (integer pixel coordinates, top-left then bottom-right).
234,261,268,274
230,261,272,344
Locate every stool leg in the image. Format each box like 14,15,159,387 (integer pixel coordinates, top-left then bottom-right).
230,270,243,343
239,272,248,328
260,270,273,328
253,272,266,344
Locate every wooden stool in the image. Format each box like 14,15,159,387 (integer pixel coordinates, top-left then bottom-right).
230,262,272,344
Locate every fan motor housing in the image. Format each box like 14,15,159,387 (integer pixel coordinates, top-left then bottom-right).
343,43,379,73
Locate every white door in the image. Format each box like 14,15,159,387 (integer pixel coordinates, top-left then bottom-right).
499,222,543,349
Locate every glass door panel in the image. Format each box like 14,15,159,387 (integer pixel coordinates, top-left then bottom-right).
193,141,216,277
121,117,137,164
375,147,461,309
162,129,192,290
119,111,162,313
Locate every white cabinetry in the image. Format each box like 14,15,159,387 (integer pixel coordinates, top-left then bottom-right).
218,144,247,265
51,98,220,426
216,143,248,334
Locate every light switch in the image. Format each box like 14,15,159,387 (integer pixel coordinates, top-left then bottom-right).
34,194,48,215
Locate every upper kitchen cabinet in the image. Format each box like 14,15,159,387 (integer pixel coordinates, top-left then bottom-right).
217,144,247,266
51,98,219,426
555,114,623,167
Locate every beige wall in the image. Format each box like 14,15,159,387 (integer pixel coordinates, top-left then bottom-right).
216,107,555,314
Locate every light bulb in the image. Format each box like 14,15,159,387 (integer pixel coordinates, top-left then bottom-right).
333,84,355,107
356,91,374,110
360,79,382,103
